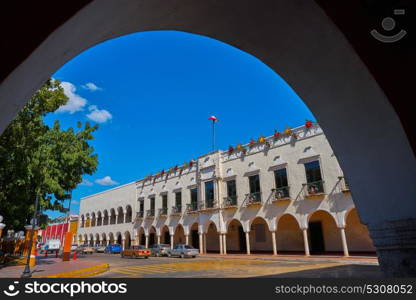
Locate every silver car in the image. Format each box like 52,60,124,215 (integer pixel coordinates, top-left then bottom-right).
151,244,171,257
170,244,199,258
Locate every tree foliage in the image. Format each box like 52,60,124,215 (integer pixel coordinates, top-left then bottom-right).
0,79,98,230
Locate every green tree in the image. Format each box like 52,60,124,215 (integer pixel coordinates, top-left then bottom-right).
0,79,98,231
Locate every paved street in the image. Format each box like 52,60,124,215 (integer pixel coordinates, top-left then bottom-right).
87,253,382,278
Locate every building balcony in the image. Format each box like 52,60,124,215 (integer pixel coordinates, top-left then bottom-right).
244,192,262,207
223,196,238,209
136,211,144,220
271,186,291,203
158,207,168,217
146,209,155,218
303,180,325,199
186,203,198,214
171,205,182,216
198,200,218,211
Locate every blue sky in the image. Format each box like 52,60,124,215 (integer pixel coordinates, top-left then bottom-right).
45,30,315,219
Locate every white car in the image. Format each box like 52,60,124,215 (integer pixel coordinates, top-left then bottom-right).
170,244,199,258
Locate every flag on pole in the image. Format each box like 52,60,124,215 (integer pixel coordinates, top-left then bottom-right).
208,116,218,122
208,116,218,151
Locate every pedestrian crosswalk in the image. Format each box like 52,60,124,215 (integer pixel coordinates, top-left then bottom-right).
104,258,330,278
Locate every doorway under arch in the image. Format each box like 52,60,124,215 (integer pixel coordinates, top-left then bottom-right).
249,217,273,253
276,214,304,254
174,224,185,247
308,210,342,255
205,222,219,253
226,219,246,253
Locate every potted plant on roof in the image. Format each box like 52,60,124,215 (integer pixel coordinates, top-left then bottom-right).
258,136,266,144
305,120,313,129
249,138,256,148
228,145,234,154
236,144,243,151
273,130,280,139
284,127,292,136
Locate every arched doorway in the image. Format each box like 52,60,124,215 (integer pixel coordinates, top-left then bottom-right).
95,233,100,246
109,208,116,225
276,214,304,254
226,219,246,253
125,205,132,223
138,227,145,246
117,207,124,224
345,208,376,255
308,210,342,255
205,222,219,253
89,234,94,246
189,223,199,249
174,224,185,247
80,215,85,228
149,226,156,247
91,213,96,227
124,231,131,249
108,233,114,245
103,210,109,225
249,217,273,253
97,211,102,226
116,232,122,245
101,233,107,246
83,234,88,245
161,226,170,245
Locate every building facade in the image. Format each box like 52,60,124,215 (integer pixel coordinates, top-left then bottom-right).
41,215,79,246
78,124,375,256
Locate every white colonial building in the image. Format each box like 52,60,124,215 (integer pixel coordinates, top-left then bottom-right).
78,123,375,256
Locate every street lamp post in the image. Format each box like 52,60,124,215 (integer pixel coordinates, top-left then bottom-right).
21,193,39,278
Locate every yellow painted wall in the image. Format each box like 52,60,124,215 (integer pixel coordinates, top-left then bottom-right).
276,215,304,251
345,209,376,252
309,210,342,252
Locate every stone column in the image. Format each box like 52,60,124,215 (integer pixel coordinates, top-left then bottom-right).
170,234,174,249
302,228,310,256
245,231,251,255
185,234,189,245
122,239,126,250
271,231,277,255
203,233,207,253
199,233,203,254
219,233,223,254
368,219,416,277
157,235,161,244
145,235,149,249
222,234,227,255
339,227,349,257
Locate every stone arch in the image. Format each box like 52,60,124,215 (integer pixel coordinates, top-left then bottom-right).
149,226,157,247
161,225,170,245
308,210,342,254
249,217,273,253
125,205,133,223
117,206,124,224
189,222,199,249
91,212,96,227
276,214,304,253
345,208,376,254
88,234,94,246
103,210,109,225
173,224,185,247
138,227,145,246
116,232,122,245
108,232,115,245
109,208,116,225
124,231,131,249
97,211,102,226
83,234,88,245
205,221,219,253
101,233,107,246
95,233,100,245
226,219,246,253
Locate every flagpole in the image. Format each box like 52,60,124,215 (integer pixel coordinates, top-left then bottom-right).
212,120,215,151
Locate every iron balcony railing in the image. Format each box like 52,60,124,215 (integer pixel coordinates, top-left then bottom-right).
223,196,238,207
199,200,217,210
158,207,168,216
245,192,262,206
304,180,325,195
146,209,155,217
271,186,290,200
136,211,144,219
186,202,198,212
171,205,182,214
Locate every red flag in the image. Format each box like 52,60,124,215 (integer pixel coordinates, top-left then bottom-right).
208,116,218,122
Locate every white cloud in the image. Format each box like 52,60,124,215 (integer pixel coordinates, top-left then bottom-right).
71,200,79,205
56,81,87,114
86,105,112,123
95,176,119,186
82,82,102,92
80,179,93,186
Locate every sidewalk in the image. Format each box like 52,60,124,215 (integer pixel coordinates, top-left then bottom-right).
200,253,379,265
0,255,103,278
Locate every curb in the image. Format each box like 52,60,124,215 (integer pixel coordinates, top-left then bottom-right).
35,264,110,278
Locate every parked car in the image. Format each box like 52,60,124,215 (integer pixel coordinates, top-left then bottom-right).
151,244,171,257
40,239,61,253
82,246,94,254
104,244,122,254
170,244,199,258
121,245,151,259
95,245,106,253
